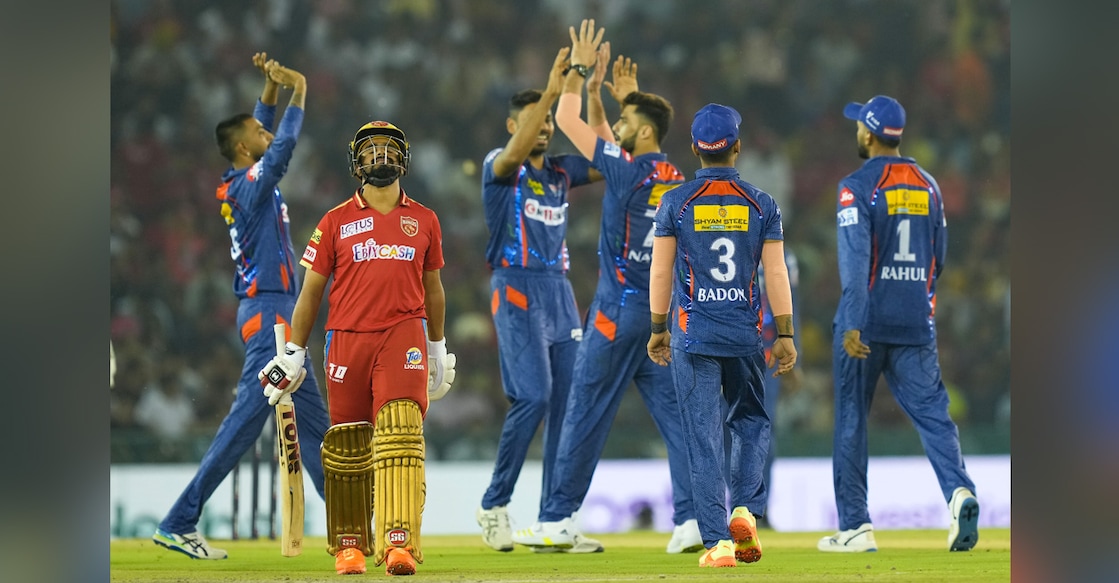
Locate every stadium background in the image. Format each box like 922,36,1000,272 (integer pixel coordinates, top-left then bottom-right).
109,0,1009,466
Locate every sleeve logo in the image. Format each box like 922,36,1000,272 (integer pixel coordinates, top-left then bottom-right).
603,142,621,158
837,207,858,227
839,187,855,207
302,246,317,262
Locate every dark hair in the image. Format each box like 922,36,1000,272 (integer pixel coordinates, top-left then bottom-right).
622,92,674,145
874,134,902,149
215,113,254,162
509,89,543,117
697,148,736,164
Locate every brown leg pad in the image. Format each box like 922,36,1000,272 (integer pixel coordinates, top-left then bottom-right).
322,421,376,556
373,399,426,565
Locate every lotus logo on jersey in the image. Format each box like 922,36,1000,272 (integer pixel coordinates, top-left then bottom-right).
400,216,419,237
404,347,425,370
341,217,374,239
387,529,409,546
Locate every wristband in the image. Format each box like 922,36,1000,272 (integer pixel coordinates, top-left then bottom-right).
651,320,668,334
778,334,794,339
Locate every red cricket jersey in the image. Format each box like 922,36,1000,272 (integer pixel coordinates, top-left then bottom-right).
299,190,444,332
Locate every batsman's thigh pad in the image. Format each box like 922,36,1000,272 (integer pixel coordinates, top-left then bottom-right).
373,399,426,565
322,422,376,556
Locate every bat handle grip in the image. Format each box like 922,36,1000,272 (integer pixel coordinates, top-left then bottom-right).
274,323,287,357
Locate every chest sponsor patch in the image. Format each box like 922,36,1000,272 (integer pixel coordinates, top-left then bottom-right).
340,217,374,239
524,198,567,226
400,216,419,237
885,188,930,215
693,205,749,231
352,239,416,263
837,207,858,227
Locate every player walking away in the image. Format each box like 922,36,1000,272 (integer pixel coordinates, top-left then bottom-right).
819,95,978,553
511,20,699,555
647,103,797,568
153,54,332,561
475,48,604,553
258,120,455,576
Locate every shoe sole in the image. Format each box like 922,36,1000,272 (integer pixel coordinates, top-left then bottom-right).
949,497,980,551
729,517,762,563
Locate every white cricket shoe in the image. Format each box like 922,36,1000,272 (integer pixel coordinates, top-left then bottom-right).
817,523,878,552
567,532,605,553
152,528,228,559
666,518,704,553
947,487,980,551
476,506,514,552
511,519,575,549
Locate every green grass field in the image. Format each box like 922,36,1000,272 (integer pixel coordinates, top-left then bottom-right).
111,529,1010,582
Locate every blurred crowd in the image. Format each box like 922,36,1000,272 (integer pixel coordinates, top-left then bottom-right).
110,0,1010,462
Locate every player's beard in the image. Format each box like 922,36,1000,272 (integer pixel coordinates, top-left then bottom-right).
618,132,637,154
857,142,870,159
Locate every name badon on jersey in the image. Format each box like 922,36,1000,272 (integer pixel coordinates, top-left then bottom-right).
352,238,416,262
696,287,748,302
880,266,927,281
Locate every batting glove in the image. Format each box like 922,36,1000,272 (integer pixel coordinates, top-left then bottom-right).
258,342,307,406
427,338,457,401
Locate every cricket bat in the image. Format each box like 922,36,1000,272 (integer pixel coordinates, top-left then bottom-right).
273,323,305,556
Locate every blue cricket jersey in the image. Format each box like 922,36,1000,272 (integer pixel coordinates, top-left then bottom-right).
590,138,684,308
215,100,303,299
653,166,784,357
481,148,593,272
833,155,946,345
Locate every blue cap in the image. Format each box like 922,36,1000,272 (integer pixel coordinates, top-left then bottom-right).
843,95,905,139
691,103,741,154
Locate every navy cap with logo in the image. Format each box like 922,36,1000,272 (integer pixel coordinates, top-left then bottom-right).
843,95,905,139
691,103,741,154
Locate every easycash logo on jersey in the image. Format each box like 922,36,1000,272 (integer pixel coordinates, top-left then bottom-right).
351,238,416,263
885,188,930,215
693,205,749,231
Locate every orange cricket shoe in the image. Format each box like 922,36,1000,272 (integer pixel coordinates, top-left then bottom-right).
698,540,736,567
729,506,762,563
385,547,417,576
334,547,367,575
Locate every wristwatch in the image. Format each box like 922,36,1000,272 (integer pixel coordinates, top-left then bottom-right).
567,64,589,78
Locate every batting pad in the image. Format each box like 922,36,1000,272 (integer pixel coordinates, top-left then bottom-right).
322,421,376,556
373,399,426,565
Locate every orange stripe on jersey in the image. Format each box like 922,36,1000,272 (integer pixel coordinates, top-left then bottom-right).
280,264,289,291
594,310,617,342
247,278,258,298
215,181,230,200
675,306,687,333
241,312,262,343
505,285,528,310
875,163,932,191
491,288,500,316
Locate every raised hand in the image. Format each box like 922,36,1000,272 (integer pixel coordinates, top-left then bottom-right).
568,18,605,68
605,55,639,104
266,62,305,90
586,41,611,93
544,46,571,98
